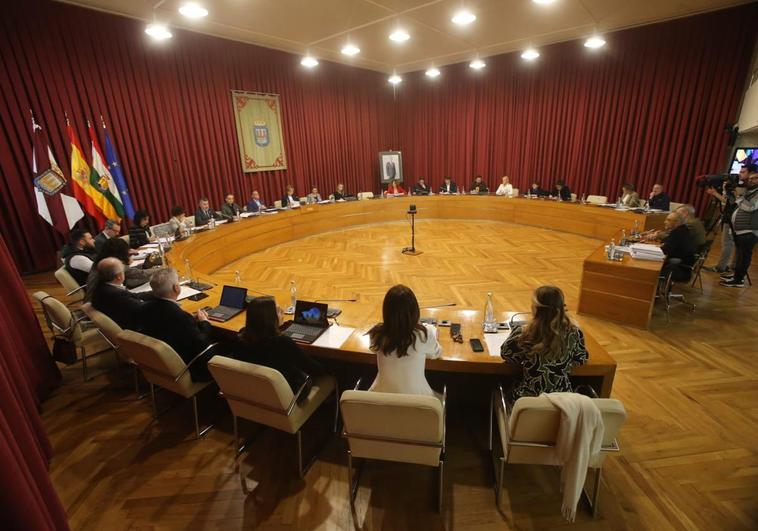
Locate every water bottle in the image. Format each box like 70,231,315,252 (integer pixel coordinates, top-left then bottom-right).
633,220,640,238
234,270,241,286
210,217,216,229
607,238,616,260
483,292,497,332
580,193,586,204
184,258,194,282
289,280,297,311
620,230,627,247
616,196,621,207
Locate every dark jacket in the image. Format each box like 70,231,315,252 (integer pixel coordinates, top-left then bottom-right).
662,224,696,281
553,186,572,201
140,298,213,381
333,190,347,200
64,249,95,286
246,198,265,212
194,207,217,227
235,335,324,393
470,181,489,193
128,225,151,249
94,232,111,254
220,202,242,219
439,182,458,194
648,193,670,211
527,186,547,197
281,194,300,207
90,282,147,331
413,182,431,195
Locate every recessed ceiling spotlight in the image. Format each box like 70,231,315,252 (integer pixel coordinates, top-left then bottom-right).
451,10,476,25
341,44,360,56
469,59,486,70
388,74,402,85
145,23,172,41
301,56,319,68
532,0,556,4
178,3,208,19
584,36,606,49
521,48,540,61
389,29,410,43
425,67,441,78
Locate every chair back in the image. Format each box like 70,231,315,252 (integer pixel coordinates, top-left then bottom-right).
586,195,608,205
506,395,626,467
54,266,84,301
208,356,297,431
32,291,81,342
570,193,577,202
274,200,283,209
340,389,444,467
117,330,196,397
357,192,374,200
81,303,123,350
669,201,683,212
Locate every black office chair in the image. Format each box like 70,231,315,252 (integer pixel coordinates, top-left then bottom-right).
690,239,714,293
658,258,695,321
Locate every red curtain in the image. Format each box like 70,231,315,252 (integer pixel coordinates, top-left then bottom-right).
398,4,757,206
0,234,67,530
1,1,756,274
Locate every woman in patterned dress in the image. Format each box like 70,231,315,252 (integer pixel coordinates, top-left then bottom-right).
500,285,588,403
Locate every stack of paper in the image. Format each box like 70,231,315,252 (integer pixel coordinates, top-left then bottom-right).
630,243,665,261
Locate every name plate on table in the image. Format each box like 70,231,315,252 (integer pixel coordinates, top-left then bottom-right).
312,325,355,349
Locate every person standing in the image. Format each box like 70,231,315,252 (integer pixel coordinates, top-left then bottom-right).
719,171,758,287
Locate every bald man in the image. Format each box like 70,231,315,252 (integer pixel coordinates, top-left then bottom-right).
89,257,148,331
660,212,697,282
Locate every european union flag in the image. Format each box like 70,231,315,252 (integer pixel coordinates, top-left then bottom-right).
103,126,135,221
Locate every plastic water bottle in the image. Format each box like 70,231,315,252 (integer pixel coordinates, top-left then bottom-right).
633,220,640,238
184,258,194,282
210,217,216,229
290,280,297,310
483,292,497,332
620,230,627,247
235,270,242,286
607,238,616,260
580,193,586,204
616,196,622,207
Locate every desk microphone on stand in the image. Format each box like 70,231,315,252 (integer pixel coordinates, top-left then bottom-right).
402,204,422,256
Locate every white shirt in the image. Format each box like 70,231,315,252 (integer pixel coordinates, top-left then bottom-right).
69,254,93,273
495,183,513,197
369,323,441,397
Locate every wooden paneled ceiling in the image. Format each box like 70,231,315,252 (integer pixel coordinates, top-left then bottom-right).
56,0,751,73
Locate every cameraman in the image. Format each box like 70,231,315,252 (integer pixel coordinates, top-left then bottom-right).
707,169,758,287
704,164,753,273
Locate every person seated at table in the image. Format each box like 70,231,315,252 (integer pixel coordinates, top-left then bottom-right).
552,180,572,201
500,285,588,402
386,179,405,196
333,183,348,200
194,197,218,226
307,186,322,203
85,237,160,296
470,175,489,194
168,205,190,238
620,183,641,207
246,190,266,212
128,210,155,248
675,205,706,249
439,176,458,195
235,296,325,394
368,285,441,397
94,219,121,254
660,211,697,281
648,183,670,210
495,175,513,197
413,177,431,195
220,193,242,219
281,185,300,207
527,182,546,197
63,229,96,286
88,257,148,331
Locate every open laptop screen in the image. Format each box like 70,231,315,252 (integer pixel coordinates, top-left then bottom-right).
294,300,328,327
219,285,248,309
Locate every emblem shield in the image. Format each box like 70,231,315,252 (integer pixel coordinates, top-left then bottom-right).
253,121,270,147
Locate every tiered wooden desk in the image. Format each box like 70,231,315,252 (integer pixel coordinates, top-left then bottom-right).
170,196,667,397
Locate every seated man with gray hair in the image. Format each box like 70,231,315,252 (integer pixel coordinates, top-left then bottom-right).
94,219,121,254
139,268,215,382
90,257,148,331
660,211,697,282
675,204,707,249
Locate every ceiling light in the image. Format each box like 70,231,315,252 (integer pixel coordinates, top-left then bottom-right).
178,3,208,19
145,23,172,41
425,67,440,78
389,29,410,43
521,48,540,61
388,74,402,85
341,44,360,56
532,0,556,4
469,59,486,70
451,10,476,25
301,56,319,68
584,36,606,49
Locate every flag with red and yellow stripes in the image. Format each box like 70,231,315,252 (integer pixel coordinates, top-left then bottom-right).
68,122,112,224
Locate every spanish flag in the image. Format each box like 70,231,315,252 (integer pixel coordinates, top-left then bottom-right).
67,121,109,224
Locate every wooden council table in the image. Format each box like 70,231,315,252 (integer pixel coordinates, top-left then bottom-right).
167,195,667,397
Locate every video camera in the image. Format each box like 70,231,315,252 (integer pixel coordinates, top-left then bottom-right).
696,173,740,192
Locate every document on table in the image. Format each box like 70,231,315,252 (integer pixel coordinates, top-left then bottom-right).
312,325,355,349
128,282,200,301
483,333,511,357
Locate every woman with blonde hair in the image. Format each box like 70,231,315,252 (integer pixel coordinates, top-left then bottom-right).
500,285,587,401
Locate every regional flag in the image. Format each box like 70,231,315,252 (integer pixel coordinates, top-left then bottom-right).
68,121,106,225
88,121,124,221
101,120,135,221
31,113,84,233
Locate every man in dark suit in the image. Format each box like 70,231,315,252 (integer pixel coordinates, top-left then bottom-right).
413,177,431,195
194,197,217,226
470,175,489,194
94,219,120,253
89,257,147,331
385,160,397,180
246,190,266,212
281,184,300,208
220,193,242,219
661,212,696,282
527,182,547,197
139,268,214,382
552,180,572,201
439,176,458,194
648,184,671,210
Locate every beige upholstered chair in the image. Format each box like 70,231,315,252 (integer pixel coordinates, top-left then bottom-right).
570,193,578,202
586,195,608,205
357,191,374,200
274,200,283,209
669,201,683,212
117,330,216,438
340,383,447,512
207,356,338,479
489,387,626,516
54,266,86,303
80,303,144,397
511,188,519,197
32,291,112,380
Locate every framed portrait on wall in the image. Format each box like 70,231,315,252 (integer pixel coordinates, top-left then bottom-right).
379,151,403,184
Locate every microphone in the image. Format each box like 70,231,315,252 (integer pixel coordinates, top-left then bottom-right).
420,302,457,309
508,312,531,328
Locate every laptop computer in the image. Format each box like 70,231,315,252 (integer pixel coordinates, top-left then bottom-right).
281,300,330,344
207,285,248,322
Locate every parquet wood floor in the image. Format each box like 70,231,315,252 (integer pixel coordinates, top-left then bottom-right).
24,220,758,530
